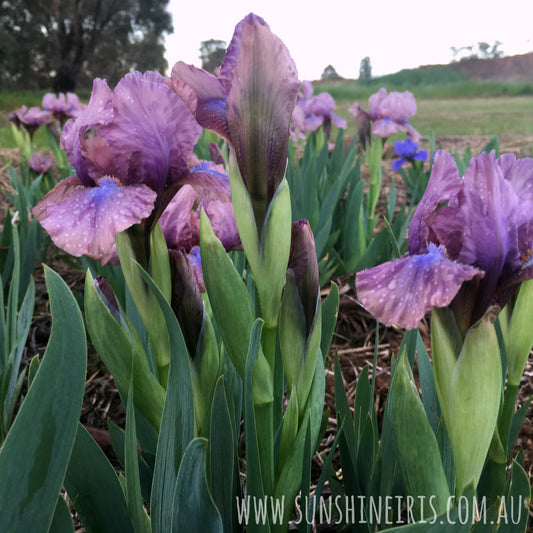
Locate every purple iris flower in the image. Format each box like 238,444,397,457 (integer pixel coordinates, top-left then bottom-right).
42,92,85,123
391,138,428,171
28,151,54,174
167,13,300,221
159,163,240,292
32,71,203,264
349,88,421,147
159,166,239,255
9,105,53,138
291,82,346,140
356,150,533,333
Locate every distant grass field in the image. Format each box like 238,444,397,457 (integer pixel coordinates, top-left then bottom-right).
334,95,533,138
1,75,533,149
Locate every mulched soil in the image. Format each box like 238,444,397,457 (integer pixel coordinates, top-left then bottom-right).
3,134,533,530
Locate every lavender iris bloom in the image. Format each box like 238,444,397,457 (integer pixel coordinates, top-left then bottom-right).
9,105,53,138
356,150,533,333
159,161,240,291
28,151,54,174
392,138,428,171
349,88,421,147
291,82,346,140
32,71,203,264
42,92,85,123
167,13,300,220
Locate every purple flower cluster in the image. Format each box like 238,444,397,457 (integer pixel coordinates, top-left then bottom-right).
349,88,421,147
291,81,346,140
8,106,53,138
42,92,85,124
32,71,237,266
9,92,85,138
356,150,533,333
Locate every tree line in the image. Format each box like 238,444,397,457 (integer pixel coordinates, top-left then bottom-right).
0,0,173,91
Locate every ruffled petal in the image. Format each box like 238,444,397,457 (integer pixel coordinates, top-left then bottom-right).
356,244,483,330
32,176,156,264
100,71,201,193
372,117,402,138
408,150,463,255
61,78,114,185
184,161,232,202
159,184,199,251
167,62,231,142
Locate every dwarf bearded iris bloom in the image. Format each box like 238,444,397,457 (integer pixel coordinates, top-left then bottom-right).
291,81,346,140
32,71,203,264
392,138,428,171
356,150,533,333
349,88,421,147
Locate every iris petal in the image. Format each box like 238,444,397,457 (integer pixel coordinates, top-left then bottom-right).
167,62,231,142
226,13,300,205
408,151,463,255
99,71,201,193
356,244,483,330
32,176,156,264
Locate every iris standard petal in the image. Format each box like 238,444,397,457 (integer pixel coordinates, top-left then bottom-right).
61,78,114,185
167,62,231,142
394,138,418,159
356,244,484,330
99,71,201,194
408,150,463,255
457,152,520,308
159,184,199,252
226,12,300,206
32,176,156,264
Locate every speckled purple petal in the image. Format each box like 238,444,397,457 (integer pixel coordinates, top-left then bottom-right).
159,184,199,252
356,244,483,330
201,199,240,251
61,78,114,185
167,62,231,142
498,152,533,202
408,150,464,255
99,71,201,193
226,12,300,205
458,152,520,296
183,161,232,202
32,176,156,264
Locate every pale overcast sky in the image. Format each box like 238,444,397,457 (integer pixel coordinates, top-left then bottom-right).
164,0,532,80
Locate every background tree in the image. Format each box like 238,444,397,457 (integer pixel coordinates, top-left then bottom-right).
321,65,341,80
359,56,372,80
199,39,227,73
0,0,173,91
